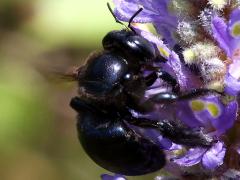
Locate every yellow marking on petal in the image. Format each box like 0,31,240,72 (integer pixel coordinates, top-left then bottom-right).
134,23,150,32
190,100,205,112
158,47,170,58
173,149,185,156
231,22,240,38
206,103,220,117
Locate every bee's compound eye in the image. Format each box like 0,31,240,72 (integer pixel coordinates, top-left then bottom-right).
103,30,156,63
127,35,156,61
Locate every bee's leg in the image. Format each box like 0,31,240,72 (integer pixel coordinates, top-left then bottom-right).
70,97,120,117
145,71,180,93
126,116,213,147
70,97,100,113
148,88,223,104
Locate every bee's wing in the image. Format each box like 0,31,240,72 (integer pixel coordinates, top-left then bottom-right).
50,67,80,82
34,60,80,84
32,47,88,84
34,48,103,84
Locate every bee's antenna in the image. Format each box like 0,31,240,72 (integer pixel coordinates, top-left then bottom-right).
107,2,143,33
128,7,143,31
107,3,125,27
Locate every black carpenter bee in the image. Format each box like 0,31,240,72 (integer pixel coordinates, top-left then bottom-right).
70,3,220,176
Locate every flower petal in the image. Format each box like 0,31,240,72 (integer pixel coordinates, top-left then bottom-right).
173,148,206,166
228,8,240,39
113,0,178,46
211,16,231,56
176,101,204,128
210,99,238,135
228,8,240,58
101,174,127,180
177,97,238,135
137,29,188,90
113,0,154,23
225,58,240,95
202,141,226,170
237,146,240,155
224,73,240,95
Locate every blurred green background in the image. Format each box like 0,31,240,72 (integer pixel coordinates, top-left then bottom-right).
0,0,160,179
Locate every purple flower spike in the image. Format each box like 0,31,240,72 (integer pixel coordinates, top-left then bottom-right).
101,174,127,180
109,0,240,178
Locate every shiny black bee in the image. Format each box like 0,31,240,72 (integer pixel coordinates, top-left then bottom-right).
70,4,220,176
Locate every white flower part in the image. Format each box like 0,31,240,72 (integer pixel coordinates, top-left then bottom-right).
192,42,220,62
199,8,218,34
177,21,197,44
200,57,226,81
235,0,240,6
116,178,125,180
222,169,240,179
169,0,192,17
208,0,228,10
183,42,220,65
206,80,224,91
